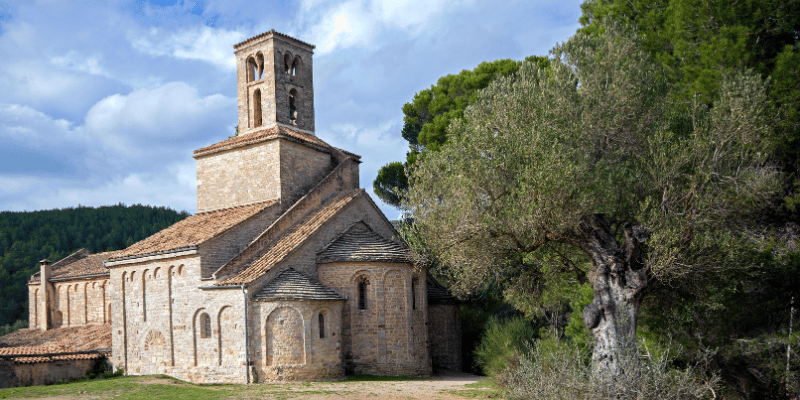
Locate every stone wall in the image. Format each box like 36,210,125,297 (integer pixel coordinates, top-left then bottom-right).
318,262,430,377
279,140,333,205
108,253,248,384
428,304,461,372
195,140,281,213
0,358,98,387
28,277,110,330
250,300,344,381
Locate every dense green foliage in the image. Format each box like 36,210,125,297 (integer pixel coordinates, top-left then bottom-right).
579,0,800,208
576,1,800,396
0,204,189,328
474,317,535,377
373,57,550,207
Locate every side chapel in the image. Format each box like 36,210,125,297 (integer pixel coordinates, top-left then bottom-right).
26,30,461,383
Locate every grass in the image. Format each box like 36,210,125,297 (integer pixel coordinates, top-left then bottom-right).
0,374,441,399
442,379,502,399
0,375,241,399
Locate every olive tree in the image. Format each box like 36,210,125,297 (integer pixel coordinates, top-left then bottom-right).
403,25,781,383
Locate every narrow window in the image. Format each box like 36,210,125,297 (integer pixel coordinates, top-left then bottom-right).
319,313,325,338
289,89,298,124
256,53,264,80
358,279,368,310
291,56,301,77
247,57,257,83
411,277,418,310
200,313,211,338
253,89,262,128
284,53,292,74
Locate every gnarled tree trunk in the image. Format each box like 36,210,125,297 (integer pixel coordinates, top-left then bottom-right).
581,214,650,383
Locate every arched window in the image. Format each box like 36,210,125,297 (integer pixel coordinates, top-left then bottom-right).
284,52,292,74
253,89,262,128
291,56,301,77
358,278,368,310
411,277,418,310
318,313,325,338
256,53,264,80
200,313,211,338
247,56,257,83
289,89,298,124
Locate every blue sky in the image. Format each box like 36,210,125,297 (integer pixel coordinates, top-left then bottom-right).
0,0,582,218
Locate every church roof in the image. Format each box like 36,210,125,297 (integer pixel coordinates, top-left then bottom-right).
234,29,316,50
427,274,458,304
215,189,363,286
109,200,278,261
317,223,411,264
193,125,332,158
29,250,122,284
253,268,344,302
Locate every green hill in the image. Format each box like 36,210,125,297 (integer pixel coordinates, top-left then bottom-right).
0,204,190,328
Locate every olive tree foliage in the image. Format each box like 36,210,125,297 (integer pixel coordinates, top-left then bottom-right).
403,25,781,382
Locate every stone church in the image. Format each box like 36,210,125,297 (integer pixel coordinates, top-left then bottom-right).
26,30,461,383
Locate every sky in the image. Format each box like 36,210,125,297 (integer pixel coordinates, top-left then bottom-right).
0,0,583,219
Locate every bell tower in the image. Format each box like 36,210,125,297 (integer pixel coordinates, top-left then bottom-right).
234,30,316,134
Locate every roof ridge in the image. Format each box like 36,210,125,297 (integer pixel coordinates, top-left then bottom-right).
233,29,316,50
195,199,278,215
193,124,332,158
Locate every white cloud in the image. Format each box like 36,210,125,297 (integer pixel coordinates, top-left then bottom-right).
130,26,245,70
0,103,72,141
84,82,234,155
50,51,108,77
301,0,471,55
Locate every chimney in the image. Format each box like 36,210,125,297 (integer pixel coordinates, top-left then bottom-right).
39,259,51,330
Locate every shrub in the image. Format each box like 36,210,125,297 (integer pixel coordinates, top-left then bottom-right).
0,319,28,336
498,340,719,400
474,316,535,376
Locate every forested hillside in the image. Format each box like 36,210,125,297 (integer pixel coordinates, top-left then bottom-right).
0,204,189,328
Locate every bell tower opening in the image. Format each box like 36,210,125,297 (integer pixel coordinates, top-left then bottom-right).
289,89,298,124
253,89,262,128
235,30,316,135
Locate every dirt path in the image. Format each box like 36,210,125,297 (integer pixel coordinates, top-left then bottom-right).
257,372,500,400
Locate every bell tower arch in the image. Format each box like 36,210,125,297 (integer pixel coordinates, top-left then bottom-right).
234,30,316,134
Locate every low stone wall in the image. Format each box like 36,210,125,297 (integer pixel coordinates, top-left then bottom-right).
0,358,98,388
260,362,344,382
349,361,431,377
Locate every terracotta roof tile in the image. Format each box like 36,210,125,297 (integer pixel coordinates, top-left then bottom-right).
0,345,107,364
317,223,411,264
29,250,121,284
0,325,111,357
110,200,278,260
193,125,331,158
253,268,344,301
217,190,362,285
